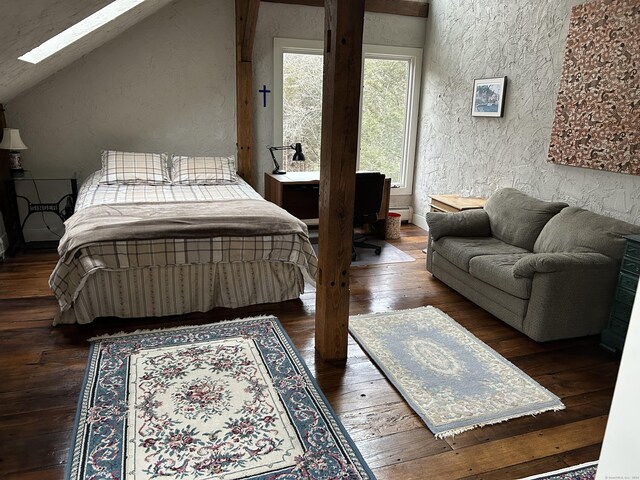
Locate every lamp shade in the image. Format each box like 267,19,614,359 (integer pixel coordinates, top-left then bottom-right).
0,128,28,151
292,142,305,161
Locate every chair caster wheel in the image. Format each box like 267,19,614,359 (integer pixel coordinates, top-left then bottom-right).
375,247,382,255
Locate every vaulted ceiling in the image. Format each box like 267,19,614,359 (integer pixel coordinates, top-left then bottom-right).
0,0,174,103
0,0,428,105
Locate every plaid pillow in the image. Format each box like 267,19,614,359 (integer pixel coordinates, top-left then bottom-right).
171,155,238,185
98,150,170,185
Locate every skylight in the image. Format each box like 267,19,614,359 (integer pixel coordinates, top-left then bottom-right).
18,0,146,64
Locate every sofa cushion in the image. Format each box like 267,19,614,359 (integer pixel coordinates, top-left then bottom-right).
433,236,530,272
469,253,532,299
484,188,568,250
432,252,528,330
426,209,490,241
534,207,640,259
513,252,616,278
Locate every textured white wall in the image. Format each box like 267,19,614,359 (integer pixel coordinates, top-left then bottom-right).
253,3,426,199
7,0,236,182
413,0,640,224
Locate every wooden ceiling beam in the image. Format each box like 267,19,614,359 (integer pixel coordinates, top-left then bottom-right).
261,0,428,18
241,0,260,62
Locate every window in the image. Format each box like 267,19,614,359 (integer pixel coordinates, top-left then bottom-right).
19,0,146,64
274,39,422,195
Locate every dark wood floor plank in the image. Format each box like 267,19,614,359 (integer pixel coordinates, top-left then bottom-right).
457,455,570,480
444,388,615,450
339,401,423,442
356,427,452,469
0,431,71,475
0,225,619,479
3,467,66,480
558,443,603,465
376,416,607,479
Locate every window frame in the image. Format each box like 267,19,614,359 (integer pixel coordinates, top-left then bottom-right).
274,38,422,196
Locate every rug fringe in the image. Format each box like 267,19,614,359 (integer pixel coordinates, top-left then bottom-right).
87,315,276,342
516,460,597,480
434,404,566,439
350,305,436,320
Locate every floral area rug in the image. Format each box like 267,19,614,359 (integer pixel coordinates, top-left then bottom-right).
518,461,597,479
349,306,565,438
66,316,374,479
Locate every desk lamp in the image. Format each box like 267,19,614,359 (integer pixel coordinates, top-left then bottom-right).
267,143,305,174
0,128,28,174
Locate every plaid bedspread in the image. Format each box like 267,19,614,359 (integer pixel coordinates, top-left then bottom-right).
49,173,317,315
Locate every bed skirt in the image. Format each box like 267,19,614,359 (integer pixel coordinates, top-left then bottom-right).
53,261,305,325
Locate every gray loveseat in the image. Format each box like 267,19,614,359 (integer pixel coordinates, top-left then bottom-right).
426,188,640,342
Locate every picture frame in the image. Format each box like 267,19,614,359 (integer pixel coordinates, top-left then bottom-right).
471,77,507,117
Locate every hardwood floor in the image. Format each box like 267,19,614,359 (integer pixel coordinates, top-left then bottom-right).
0,224,618,479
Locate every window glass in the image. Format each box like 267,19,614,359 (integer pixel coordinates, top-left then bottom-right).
282,52,323,172
359,57,409,185
276,40,421,195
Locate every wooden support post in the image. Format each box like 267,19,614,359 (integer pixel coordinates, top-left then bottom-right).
235,0,259,186
315,0,365,361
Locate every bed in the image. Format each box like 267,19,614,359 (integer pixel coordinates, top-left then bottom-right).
49,154,317,325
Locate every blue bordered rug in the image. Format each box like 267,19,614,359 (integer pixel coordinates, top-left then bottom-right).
349,306,565,438
518,461,597,479
66,316,375,479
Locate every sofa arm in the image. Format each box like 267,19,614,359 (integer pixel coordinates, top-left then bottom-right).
426,209,491,241
513,252,615,278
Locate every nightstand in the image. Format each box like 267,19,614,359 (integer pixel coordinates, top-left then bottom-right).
429,194,487,212
600,234,640,353
4,172,77,252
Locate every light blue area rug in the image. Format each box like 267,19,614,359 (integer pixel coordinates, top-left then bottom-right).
518,461,597,479
66,316,374,479
349,306,565,438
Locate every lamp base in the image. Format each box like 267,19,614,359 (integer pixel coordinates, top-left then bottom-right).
8,151,23,171
272,168,287,175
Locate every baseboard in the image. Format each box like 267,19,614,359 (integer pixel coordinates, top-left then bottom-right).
412,213,428,231
389,206,413,223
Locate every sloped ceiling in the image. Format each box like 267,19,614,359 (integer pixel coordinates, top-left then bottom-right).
0,0,175,104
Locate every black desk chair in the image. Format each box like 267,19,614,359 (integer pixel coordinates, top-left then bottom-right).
352,172,385,261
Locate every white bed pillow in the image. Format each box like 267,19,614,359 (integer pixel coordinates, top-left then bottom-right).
98,150,170,185
171,155,238,185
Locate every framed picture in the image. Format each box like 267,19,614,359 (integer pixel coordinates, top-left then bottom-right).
471,77,507,117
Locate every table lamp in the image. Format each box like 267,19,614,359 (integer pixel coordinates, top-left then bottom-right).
267,143,305,174
0,128,28,173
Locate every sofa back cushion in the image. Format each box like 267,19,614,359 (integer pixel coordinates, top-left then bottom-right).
484,188,568,251
534,207,640,259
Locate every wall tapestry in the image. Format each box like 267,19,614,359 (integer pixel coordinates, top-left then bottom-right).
548,0,639,175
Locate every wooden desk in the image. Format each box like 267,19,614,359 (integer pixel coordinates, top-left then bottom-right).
265,172,321,220
429,194,486,213
265,172,391,229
